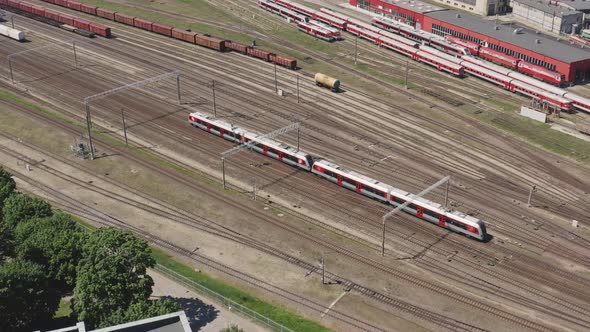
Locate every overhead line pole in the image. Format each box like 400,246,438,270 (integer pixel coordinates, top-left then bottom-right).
212,80,217,117
381,175,451,256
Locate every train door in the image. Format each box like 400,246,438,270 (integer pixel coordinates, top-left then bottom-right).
206,123,212,133
355,182,362,193
337,174,343,186
263,145,268,155
417,206,424,218
278,152,283,161
219,128,224,138
438,215,446,227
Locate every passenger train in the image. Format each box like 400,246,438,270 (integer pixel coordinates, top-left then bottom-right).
188,112,488,241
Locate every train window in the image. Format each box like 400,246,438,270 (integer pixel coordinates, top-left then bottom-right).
424,209,438,218
211,125,220,132
343,177,356,186
393,197,405,205
225,131,235,139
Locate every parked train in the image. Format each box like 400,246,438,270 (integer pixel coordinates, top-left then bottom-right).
0,23,25,40
25,0,297,69
0,0,111,36
188,111,488,241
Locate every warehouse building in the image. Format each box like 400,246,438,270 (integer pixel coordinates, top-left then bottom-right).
351,0,507,16
511,0,583,34
422,10,590,81
554,0,590,28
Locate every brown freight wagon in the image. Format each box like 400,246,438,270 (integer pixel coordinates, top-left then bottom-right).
227,41,250,54
247,47,272,61
195,34,227,52
44,9,60,21
53,0,67,6
133,18,152,31
114,12,134,26
31,5,45,16
270,54,297,70
80,3,97,15
96,8,115,20
89,23,111,37
43,0,56,4
59,13,75,26
152,23,172,37
19,2,32,13
73,18,90,31
6,0,20,8
0,0,7,6
171,28,197,43
66,0,82,11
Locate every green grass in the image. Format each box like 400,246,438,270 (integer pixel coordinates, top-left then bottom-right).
152,249,332,332
54,298,73,318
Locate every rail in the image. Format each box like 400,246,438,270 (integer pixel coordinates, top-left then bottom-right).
153,264,295,332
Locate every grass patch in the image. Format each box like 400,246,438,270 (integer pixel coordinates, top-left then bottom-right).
54,298,73,318
152,248,332,332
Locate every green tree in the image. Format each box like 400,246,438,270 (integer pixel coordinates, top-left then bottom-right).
73,227,155,328
99,298,181,328
15,212,87,290
0,259,60,331
0,167,16,211
2,192,52,231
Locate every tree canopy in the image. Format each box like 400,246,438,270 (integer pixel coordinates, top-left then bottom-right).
2,192,52,232
0,167,16,211
73,227,155,328
0,259,60,332
98,298,181,328
15,212,88,290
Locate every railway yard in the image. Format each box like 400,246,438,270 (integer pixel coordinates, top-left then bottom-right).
1,0,590,331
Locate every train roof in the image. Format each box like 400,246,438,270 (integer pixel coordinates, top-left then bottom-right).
418,45,462,64
309,20,340,33
379,30,416,46
563,92,590,104
461,56,513,75
381,36,418,52
314,160,395,191
507,72,566,95
462,62,510,80
320,8,351,21
512,81,571,103
416,51,463,69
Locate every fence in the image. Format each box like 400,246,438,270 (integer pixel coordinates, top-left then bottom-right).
154,264,296,332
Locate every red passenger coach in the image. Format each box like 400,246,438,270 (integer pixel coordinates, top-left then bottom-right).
445,36,480,55
479,47,519,69
517,61,564,86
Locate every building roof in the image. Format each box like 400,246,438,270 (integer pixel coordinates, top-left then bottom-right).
43,311,191,332
381,0,445,13
513,0,580,16
425,10,590,63
556,0,590,11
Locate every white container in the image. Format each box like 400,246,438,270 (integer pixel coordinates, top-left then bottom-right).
0,24,25,41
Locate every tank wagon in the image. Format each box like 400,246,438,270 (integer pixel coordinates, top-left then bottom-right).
315,73,340,92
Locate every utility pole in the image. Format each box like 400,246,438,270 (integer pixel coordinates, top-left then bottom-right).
321,255,326,285
527,185,537,207
72,41,78,69
444,177,450,209
296,125,300,152
176,74,181,105
222,157,226,190
296,75,300,104
121,109,128,146
212,80,217,117
274,61,278,93
404,60,410,89
252,177,257,201
85,103,95,160
7,56,14,84
11,15,14,29
354,34,358,65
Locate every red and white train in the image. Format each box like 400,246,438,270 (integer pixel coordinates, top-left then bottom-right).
258,0,308,23
298,21,339,41
188,111,488,241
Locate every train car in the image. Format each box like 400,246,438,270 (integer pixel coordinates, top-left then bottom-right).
319,7,352,25
133,18,153,31
30,5,45,17
479,47,519,69
507,71,565,96
258,0,308,23
307,20,341,40
346,25,380,43
96,8,116,21
414,50,464,77
18,1,32,13
58,13,75,26
461,56,513,76
315,73,340,92
517,61,564,86
378,30,417,47
510,80,572,110
88,23,111,37
563,93,590,113
445,35,480,55
380,36,417,57
372,16,402,34
171,28,198,43
73,18,91,31
312,159,487,240
247,47,272,61
462,61,512,89
313,11,346,30
53,0,67,6
114,12,135,26
43,8,61,22
195,34,227,51
269,54,297,69
227,41,251,54
188,112,314,171
80,3,97,15
418,45,462,65
151,23,172,36
297,21,336,42
428,38,469,56
66,0,82,11
282,0,315,17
